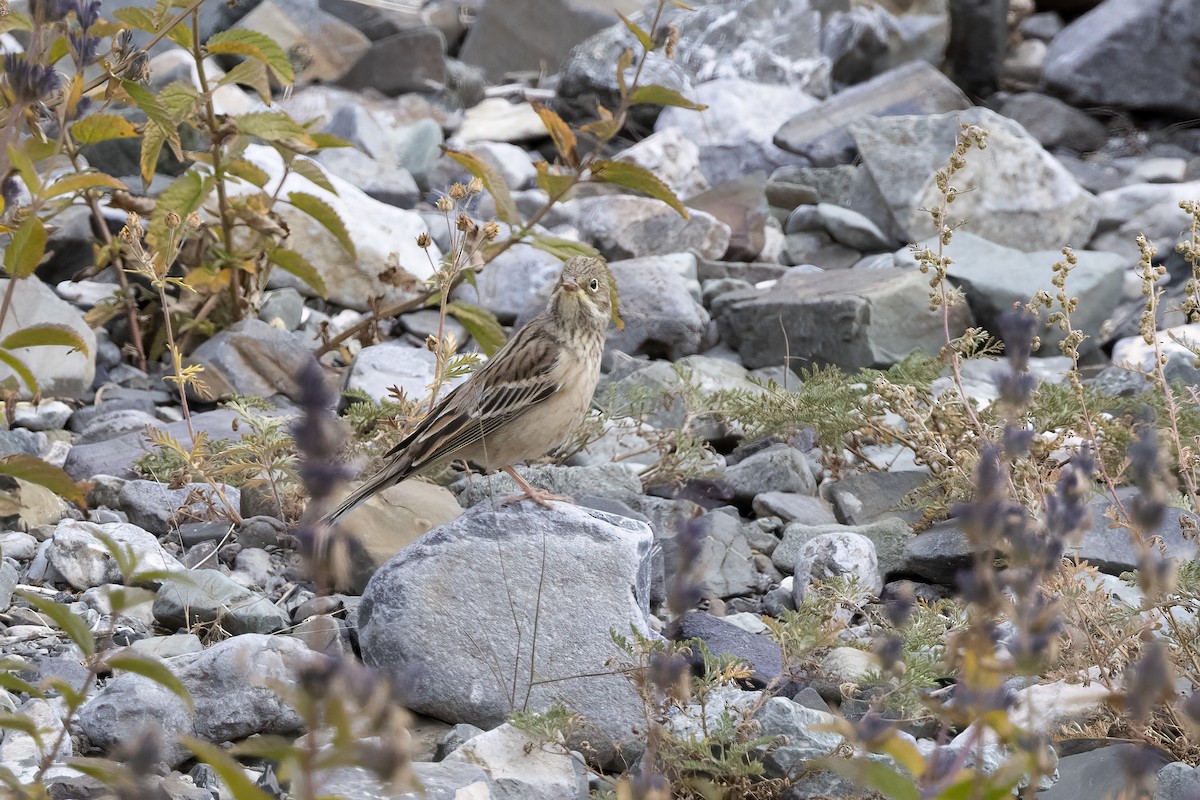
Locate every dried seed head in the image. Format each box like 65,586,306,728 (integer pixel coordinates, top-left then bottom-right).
467,177,483,195
664,23,679,59
186,212,201,229
435,196,453,213
164,211,181,228
455,213,476,233
416,231,432,249
448,182,468,201
482,220,500,240
425,334,438,352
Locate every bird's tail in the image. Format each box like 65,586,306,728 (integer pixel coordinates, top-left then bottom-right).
321,459,410,527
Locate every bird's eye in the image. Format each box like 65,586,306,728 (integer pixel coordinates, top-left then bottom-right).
588,278,600,291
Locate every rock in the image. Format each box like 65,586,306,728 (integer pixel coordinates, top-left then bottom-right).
657,79,820,186
820,646,878,686
313,148,420,209
616,127,709,200
752,493,837,525
601,352,762,434
0,428,47,458
456,463,644,509
606,255,712,361
754,695,842,750
900,519,976,585
359,502,654,769
331,480,463,594
816,203,893,251
0,560,16,611
325,761,496,800
1043,0,1200,118
0,698,70,783
458,98,549,143
725,445,816,503
0,278,96,400
851,107,1099,252
687,174,772,261
339,27,446,95
661,511,761,600
48,520,184,590
569,196,731,261
443,723,586,800
343,341,450,404
668,610,783,688
453,245,564,324
1069,491,1199,575
118,480,240,535
184,319,319,403
791,532,882,604
0,477,67,529
0,530,38,562
774,517,911,580
1092,181,1200,265
234,144,439,312
257,288,305,331
894,232,1125,353
63,408,243,481
824,470,928,526
774,61,970,167
1019,11,1065,41
77,634,313,767
716,267,972,371
11,400,72,432
437,723,486,760
1039,742,1172,800
459,0,630,83
944,0,1008,97
235,0,369,83
1155,762,1200,800
153,569,291,635
997,92,1108,153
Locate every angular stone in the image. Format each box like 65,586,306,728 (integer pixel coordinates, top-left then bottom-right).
605,255,712,361
851,107,1099,252
715,268,973,371
997,92,1108,153
118,480,240,535
570,196,731,261
313,148,420,209
236,0,369,84
687,175,771,261
900,519,976,585
1043,0,1200,118
725,445,816,502
359,502,654,769
184,319,320,403
775,517,912,580
1069,490,1199,575
443,724,587,800
753,492,837,525
944,0,1008,97
325,761,496,800
668,611,783,688
63,409,241,482
48,520,184,590
338,27,446,95
456,463,644,509
452,245,564,324
153,569,291,634
774,61,970,167
0,278,96,400
343,341,445,404
615,126,708,200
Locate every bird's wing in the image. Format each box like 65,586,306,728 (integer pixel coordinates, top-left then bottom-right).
383,319,563,470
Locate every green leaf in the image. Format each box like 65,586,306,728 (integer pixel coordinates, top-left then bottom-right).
156,169,213,217
286,192,355,259
617,11,655,51
46,36,70,66
534,166,576,198
44,172,128,199
16,591,95,657
0,350,37,395
237,111,315,150
217,59,272,104
821,758,920,800
105,654,193,711
528,233,600,261
115,6,193,48
70,113,139,145
64,758,130,787
0,711,42,739
268,248,327,297
225,157,270,188
0,12,32,34
443,147,520,225
139,123,167,189
0,671,42,697
630,84,708,111
0,323,88,354
6,144,42,196
290,158,336,195
589,159,687,218
4,215,47,279
0,455,84,507
206,29,294,84
121,80,174,130
156,80,200,122
182,737,275,800
446,301,506,356
309,132,352,149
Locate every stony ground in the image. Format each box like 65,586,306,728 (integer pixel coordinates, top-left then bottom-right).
3,0,1200,798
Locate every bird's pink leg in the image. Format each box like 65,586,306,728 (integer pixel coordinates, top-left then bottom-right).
502,466,572,508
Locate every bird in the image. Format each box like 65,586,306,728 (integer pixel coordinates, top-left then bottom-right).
322,255,615,525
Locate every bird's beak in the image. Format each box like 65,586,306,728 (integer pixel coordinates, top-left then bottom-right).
561,278,579,293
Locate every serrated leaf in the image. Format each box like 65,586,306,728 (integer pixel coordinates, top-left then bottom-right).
70,113,139,145
0,455,85,508
268,248,327,297
0,323,88,354
157,80,200,121
290,157,336,195
16,591,95,656
217,59,271,104
616,11,655,51
528,233,600,261
105,654,193,711
446,301,506,356
4,215,47,278
237,111,316,151
182,737,275,800
630,84,708,111
286,192,355,259
0,350,37,395
225,157,270,188
534,164,577,198
156,169,213,217
114,6,193,48
6,144,42,195
443,147,519,225
44,172,128,199
139,122,167,189
531,102,577,168
206,29,294,84
310,132,352,149
121,80,173,129
589,159,687,218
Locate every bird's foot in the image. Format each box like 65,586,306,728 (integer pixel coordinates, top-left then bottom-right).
502,466,572,508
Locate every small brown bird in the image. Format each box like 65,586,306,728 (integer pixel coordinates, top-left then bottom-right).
323,255,614,524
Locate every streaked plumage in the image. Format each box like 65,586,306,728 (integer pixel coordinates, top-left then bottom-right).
323,255,613,524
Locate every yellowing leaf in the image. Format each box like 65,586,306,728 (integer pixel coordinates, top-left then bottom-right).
443,147,519,225
531,102,577,168
0,350,37,394
0,455,85,508
225,158,270,188
70,113,139,145
44,172,127,199
589,159,687,218
206,29,294,84
286,192,355,259
139,122,167,189
16,591,94,656
237,111,316,151
0,323,88,354
528,233,599,261
630,84,708,111
446,301,506,356
4,215,47,279
617,11,655,51
269,248,327,297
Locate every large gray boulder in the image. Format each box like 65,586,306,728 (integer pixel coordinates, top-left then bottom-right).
0,278,96,400
569,196,731,261
48,520,184,590
715,267,973,371
1043,0,1200,118
358,502,655,770
851,107,1098,252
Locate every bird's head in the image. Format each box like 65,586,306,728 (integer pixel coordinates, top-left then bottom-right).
552,255,617,332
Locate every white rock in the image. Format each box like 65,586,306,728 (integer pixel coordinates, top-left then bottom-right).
47,520,184,591
444,724,587,800
457,98,548,143
615,127,709,199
